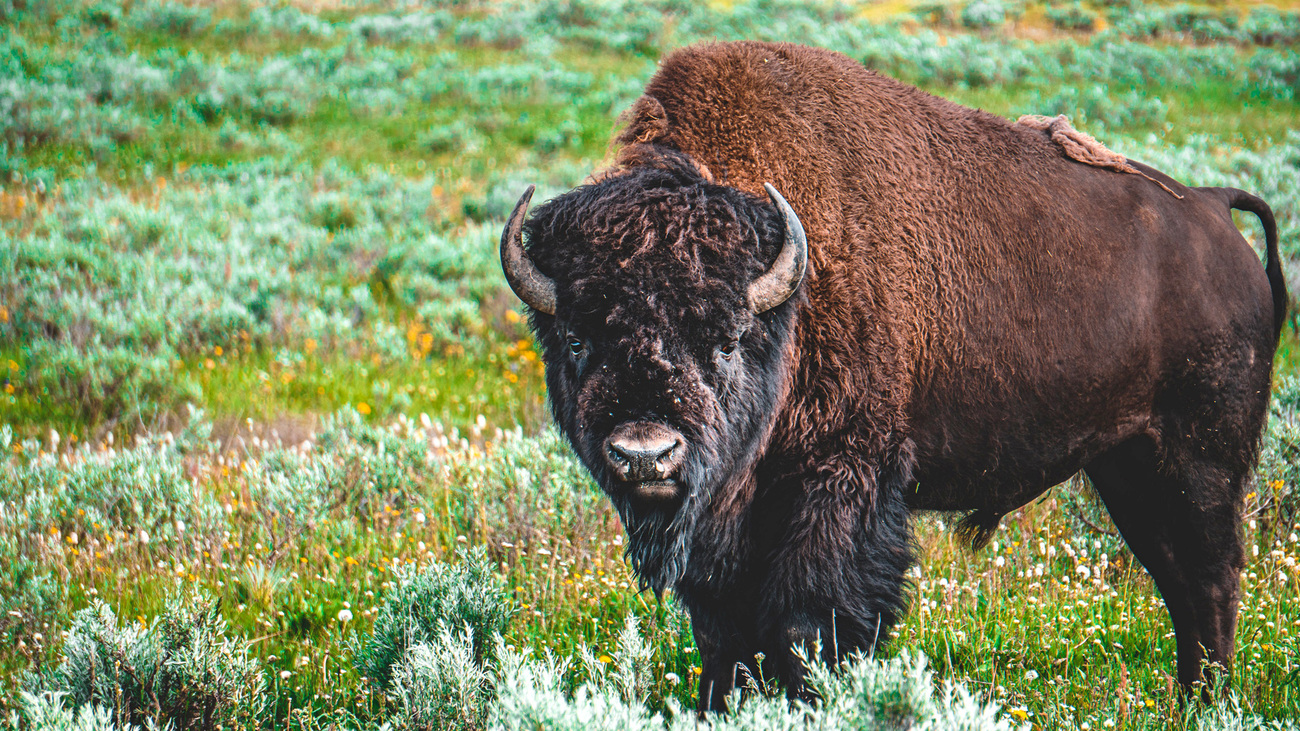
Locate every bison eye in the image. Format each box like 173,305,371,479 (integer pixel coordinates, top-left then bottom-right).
719,341,739,360
567,336,586,357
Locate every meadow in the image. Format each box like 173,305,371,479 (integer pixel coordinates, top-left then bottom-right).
2,0,1300,728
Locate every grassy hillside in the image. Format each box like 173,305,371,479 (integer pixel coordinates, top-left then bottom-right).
2,0,1300,728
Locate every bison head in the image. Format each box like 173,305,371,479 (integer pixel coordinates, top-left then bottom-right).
501,160,806,593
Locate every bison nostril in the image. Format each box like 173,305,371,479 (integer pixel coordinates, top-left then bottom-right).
605,427,684,482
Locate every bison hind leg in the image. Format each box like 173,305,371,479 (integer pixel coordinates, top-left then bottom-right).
955,508,1004,550
1086,435,1245,699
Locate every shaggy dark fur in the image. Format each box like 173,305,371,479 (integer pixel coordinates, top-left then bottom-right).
525,155,797,596
510,41,1287,711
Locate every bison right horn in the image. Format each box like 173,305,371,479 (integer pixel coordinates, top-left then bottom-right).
749,184,808,314
500,185,557,315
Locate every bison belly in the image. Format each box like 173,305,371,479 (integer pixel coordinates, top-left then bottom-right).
903,181,1276,520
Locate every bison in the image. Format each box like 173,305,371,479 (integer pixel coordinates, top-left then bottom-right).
499,41,1287,710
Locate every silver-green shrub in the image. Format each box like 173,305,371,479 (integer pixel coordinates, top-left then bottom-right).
239,407,446,550
388,625,494,731
1039,86,1168,129
0,512,65,667
793,651,1020,731
0,414,223,542
35,594,263,731
125,0,211,37
492,617,664,731
1243,6,1300,46
244,3,336,39
492,638,1026,731
1102,1,1300,45
1046,2,1098,31
2,160,527,423
354,548,513,691
350,11,451,44
0,77,142,153
7,691,163,731
961,0,1007,29
1192,699,1300,731
1254,377,1300,545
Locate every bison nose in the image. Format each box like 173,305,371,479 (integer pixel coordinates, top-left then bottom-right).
605,424,685,482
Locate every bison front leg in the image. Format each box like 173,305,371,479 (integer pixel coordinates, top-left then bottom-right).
757,452,915,698
678,590,766,713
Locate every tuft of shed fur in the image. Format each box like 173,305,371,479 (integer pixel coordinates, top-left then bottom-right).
1016,114,1183,198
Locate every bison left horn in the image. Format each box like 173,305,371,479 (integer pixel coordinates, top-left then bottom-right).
500,185,557,315
749,184,808,313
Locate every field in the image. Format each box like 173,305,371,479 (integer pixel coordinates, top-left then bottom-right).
2,0,1300,728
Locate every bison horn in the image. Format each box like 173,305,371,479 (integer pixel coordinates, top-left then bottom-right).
500,185,557,315
748,183,808,314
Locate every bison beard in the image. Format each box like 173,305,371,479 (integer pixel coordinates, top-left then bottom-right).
610,450,706,594
501,41,1287,712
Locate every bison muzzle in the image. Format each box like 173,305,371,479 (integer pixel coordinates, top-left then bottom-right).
500,41,1288,711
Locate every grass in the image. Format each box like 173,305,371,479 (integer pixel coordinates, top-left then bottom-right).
1,338,548,453
3,0,1300,727
7,0,1293,184
182,343,548,433
900,497,1300,727
8,420,1300,727
941,78,1300,147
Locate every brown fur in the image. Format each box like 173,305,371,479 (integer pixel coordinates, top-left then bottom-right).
543,41,1284,708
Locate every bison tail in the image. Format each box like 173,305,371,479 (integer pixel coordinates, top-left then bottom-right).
1207,187,1288,339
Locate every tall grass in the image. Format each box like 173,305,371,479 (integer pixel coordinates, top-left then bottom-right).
6,400,1300,727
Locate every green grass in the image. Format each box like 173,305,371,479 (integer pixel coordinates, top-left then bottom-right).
8,0,1294,185
185,344,548,433
9,423,1300,727
1275,330,1300,375
0,337,548,444
943,78,1300,147
3,0,1300,727
899,498,1300,726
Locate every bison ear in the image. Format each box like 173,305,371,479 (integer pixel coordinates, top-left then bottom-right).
500,185,557,316
748,183,808,314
